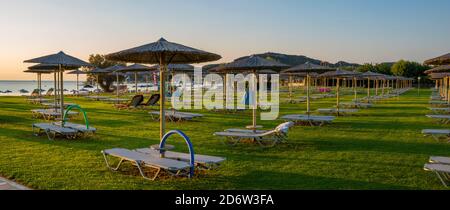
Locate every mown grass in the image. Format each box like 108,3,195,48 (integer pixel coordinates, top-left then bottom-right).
0,88,449,190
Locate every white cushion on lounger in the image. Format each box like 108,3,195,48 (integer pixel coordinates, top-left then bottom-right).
53,122,96,133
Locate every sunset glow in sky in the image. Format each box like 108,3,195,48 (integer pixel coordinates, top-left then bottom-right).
0,0,449,80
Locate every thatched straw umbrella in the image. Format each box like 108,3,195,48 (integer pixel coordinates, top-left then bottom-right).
281,62,334,114
425,53,450,66
25,52,91,117
320,69,358,115
67,69,87,97
360,71,384,103
106,37,221,140
425,65,450,103
217,55,289,131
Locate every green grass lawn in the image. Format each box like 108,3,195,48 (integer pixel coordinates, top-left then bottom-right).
0,88,449,190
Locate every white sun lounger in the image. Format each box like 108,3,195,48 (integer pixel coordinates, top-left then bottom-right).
317,108,359,116
53,122,97,136
31,109,78,120
27,98,52,104
339,102,372,109
149,111,203,122
102,148,192,181
281,114,335,126
422,129,450,142
429,101,449,107
32,123,79,140
85,96,109,101
429,156,450,165
135,148,225,169
426,115,450,124
428,107,450,113
424,163,450,187
214,122,295,147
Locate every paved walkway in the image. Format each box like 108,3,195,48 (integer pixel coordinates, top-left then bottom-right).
0,177,30,190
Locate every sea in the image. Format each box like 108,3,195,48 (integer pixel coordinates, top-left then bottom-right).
0,80,81,96
0,80,158,96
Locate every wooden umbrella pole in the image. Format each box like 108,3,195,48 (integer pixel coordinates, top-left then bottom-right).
59,65,64,119
159,56,166,142
353,77,357,102
252,69,257,130
76,73,79,97
135,72,138,94
54,71,57,111
116,72,119,100
367,78,371,103
306,73,310,115
288,75,293,101
336,77,340,116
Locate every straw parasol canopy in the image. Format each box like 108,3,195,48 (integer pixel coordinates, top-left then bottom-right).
430,72,450,80
28,63,79,71
424,65,450,74
281,62,335,113
424,53,450,66
105,37,221,143
24,51,92,67
218,55,290,130
105,38,221,64
24,51,92,118
320,69,359,115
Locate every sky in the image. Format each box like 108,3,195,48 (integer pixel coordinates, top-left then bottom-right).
0,0,449,80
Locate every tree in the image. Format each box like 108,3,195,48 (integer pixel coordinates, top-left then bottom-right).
88,54,126,92
391,60,408,76
356,63,376,72
374,63,392,75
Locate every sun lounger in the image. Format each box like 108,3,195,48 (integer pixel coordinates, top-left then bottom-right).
31,109,78,120
426,115,450,124
41,102,76,109
429,101,449,107
85,96,109,101
32,123,79,140
53,122,96,136
135,148,225,169
424,163,450,187
428,107,450,114
101,148,192,181
101,98,130,104
214,122,295,147
114,95,144,110
429,156,450,165
317,108,359,116
339,102,372,109
422,129,450,142
149,110,203,122
27,98,52,104
281,114,335,126
139,94,160,108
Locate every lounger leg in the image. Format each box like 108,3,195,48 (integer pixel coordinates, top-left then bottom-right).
435,171,449,188
135,160,160,181
102,153,124,171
